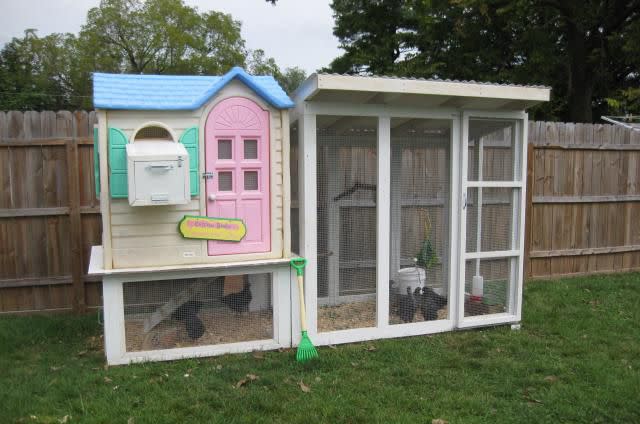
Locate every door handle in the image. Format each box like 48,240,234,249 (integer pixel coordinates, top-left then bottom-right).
208,194,216,202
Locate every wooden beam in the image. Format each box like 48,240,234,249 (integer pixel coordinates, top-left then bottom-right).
524,143,534,278
530,244,640,258
0,274,101,289
67,137,86,313
0,207,69,218
0,137,92,146
533,194,640,204
532,143,640,151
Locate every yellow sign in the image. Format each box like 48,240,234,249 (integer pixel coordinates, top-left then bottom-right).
178,215,246,242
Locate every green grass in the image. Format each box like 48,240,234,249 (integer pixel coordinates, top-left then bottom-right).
1,273,639,424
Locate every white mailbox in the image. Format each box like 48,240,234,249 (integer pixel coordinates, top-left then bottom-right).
126,141,190,206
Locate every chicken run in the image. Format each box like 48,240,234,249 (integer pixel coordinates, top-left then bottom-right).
89,68,549,364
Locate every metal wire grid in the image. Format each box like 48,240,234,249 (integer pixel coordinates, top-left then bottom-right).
122,274,273,352
464,258,513,317
316,123,378,332
389,122,451,324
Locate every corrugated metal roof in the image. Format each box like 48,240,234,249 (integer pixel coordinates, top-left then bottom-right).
315,72,551,90
93,67,294,110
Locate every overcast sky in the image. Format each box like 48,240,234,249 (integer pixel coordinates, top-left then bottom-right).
0,0,342,74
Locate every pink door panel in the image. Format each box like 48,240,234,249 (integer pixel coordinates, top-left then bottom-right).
205,97,271,255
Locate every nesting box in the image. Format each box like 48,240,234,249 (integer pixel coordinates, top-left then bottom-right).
126,141,190,206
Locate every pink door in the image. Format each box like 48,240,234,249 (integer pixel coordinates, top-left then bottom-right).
205,97,271,255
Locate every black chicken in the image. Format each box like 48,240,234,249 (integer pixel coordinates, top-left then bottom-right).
222,279,252,313
421,287,448,321
185,315,205,340
170,299,205,340
171,300,202,321
398,286,417,323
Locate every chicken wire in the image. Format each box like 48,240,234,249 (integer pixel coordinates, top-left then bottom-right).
464,257,514,316
123,273,272,352
465,187,519,253
467,119,518,182
389,120,451,325
316,119,378,332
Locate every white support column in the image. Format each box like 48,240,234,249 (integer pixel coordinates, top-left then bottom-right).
272,265,292,348
295,111,318,343
377,116,391,328
103,276,126,365
515,115,529,321
457,113,470,325
448,115,461,325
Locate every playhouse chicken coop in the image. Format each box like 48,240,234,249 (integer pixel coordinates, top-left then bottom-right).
89,68,549,364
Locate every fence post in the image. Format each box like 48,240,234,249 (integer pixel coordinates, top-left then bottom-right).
66,136,85,313
524,142,534,279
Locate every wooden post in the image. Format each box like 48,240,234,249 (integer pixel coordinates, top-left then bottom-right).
524,142,535,279
67,136,85,313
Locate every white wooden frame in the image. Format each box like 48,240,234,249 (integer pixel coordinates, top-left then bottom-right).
102,261,292,365
292,103,463,347
457,111,528,329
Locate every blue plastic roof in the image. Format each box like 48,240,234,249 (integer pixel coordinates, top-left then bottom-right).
93,67,294,110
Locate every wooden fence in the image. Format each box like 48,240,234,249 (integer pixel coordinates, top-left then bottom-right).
526,121,640,278
0,111,102,313
1,112,639,314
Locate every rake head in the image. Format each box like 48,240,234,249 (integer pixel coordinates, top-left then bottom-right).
296,331,318,363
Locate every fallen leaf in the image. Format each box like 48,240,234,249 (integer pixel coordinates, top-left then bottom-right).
544,375,558,383
298,380,311,393
432,419,448,424
76,350,87,357
128,418,135,424
113,385,119,391
50,366,63,372
235,374,259,388
252,351,265,359
328,345,338,350
58,415,71,423
183,374,190,378
216,365,222,370
315,376,322,382
104,377,112,384
351,362,358,367
365,345,377,352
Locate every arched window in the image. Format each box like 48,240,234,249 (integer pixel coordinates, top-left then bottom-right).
132,122,176,142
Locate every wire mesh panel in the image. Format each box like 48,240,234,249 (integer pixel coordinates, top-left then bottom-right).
467,120,517,181
464,258,514,316
465,187,519,253
290,124,300,255
123,273,273,352
463,118,522,319
316,116,378,332
389,119,451,324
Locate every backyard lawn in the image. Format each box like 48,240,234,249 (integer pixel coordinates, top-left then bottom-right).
1,273,639,424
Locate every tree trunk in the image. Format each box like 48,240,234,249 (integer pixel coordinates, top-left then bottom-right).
566,24,594,123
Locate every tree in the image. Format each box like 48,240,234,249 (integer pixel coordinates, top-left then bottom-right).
0,30,80,110
0,0,296,110
79,0,245,75
328,0,640,122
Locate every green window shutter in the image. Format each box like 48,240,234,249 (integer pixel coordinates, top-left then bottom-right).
179,126,199,196
108,127,129,198
93,126,100,197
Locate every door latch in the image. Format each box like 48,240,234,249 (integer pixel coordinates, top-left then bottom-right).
203,172,214,180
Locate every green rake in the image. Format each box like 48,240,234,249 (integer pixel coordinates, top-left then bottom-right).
290,258,318,363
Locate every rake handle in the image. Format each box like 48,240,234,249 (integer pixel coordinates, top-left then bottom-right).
297,274,308,332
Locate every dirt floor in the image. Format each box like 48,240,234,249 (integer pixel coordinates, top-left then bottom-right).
125,308,273,352
317,299,449,332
